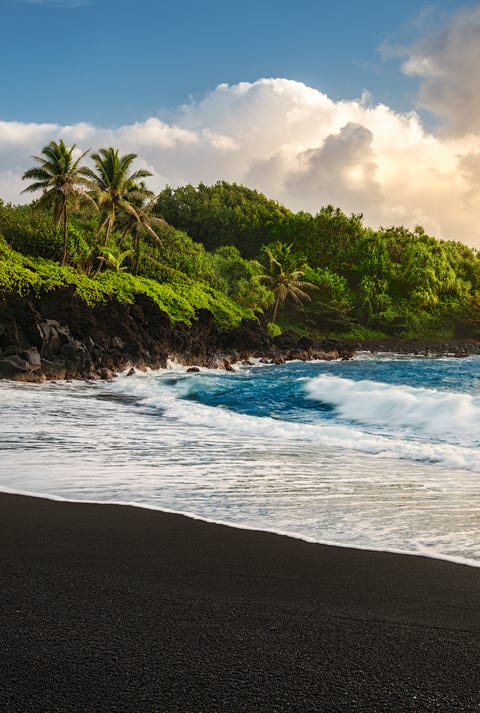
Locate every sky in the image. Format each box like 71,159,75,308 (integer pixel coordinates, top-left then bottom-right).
2,0,480,245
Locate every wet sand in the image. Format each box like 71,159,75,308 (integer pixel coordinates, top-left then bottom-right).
0,492,479,712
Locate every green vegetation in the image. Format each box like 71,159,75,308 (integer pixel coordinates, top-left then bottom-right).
259,242,317,323
22,139,94,266
81,148,156,276
154,182,292,258
0,235,252,328
1,139,480,341
155,187,480,340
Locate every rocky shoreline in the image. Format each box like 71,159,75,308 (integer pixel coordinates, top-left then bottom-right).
1,289,479,382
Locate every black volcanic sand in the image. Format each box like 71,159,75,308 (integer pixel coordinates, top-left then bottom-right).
1,494,479,712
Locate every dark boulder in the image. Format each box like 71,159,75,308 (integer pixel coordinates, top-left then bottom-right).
273,329,302,350
21,347,41,368
0,354,36,379
37,319,72,356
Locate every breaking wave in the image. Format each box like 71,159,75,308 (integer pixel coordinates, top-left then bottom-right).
107,369,480,471
304,375,480,444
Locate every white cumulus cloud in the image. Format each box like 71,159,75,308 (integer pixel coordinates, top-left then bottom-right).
2,74,480,246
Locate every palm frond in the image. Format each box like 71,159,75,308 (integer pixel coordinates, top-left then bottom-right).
21,181,52,194
129,168,153,182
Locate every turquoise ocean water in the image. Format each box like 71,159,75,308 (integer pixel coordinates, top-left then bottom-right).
1,354,479,565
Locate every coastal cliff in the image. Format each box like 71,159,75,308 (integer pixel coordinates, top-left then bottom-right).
1,290,479,382
0,289,344,381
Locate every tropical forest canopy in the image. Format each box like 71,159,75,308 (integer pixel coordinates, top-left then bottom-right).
1,139,480,340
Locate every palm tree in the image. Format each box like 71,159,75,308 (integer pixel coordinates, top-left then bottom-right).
82,148,153,275
116,183,167,274
22,139,94,266
260,242,317,323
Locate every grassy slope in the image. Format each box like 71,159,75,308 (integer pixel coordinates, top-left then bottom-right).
0,241,254,331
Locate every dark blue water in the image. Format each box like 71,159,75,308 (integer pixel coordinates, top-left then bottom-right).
178,356,480,431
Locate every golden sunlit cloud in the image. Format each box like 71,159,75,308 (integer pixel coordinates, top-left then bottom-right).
3,2,480,252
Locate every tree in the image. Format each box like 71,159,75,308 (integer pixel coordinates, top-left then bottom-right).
209,245,271,309
116,183,166,274
259,242,317,322
22,139,93,266
82,147,153,275
154,181,293,257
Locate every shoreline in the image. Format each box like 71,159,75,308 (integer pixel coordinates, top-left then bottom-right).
2,484,480,570
1,491,479,711
2,341,480,383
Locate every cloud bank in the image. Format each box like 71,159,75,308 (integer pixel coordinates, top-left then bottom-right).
3,6,480,248
401,6,480,136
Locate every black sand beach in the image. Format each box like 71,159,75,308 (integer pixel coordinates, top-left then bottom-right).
0,493,479,712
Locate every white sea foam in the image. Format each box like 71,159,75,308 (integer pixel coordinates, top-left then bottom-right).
305,375,480,443
105,372,480,472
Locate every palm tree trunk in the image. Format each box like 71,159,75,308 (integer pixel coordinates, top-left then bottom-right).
118,228,129,250
271,292,281,323
102,214,113,247
92,217,113,279
60,201,68,267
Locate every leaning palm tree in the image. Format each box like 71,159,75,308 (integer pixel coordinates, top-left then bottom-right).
116,183,167,274
22,139,94,265
260,242,317,323
82,148,153,275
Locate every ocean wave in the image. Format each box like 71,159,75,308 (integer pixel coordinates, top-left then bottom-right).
304,375,480,444
108,372,480,471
